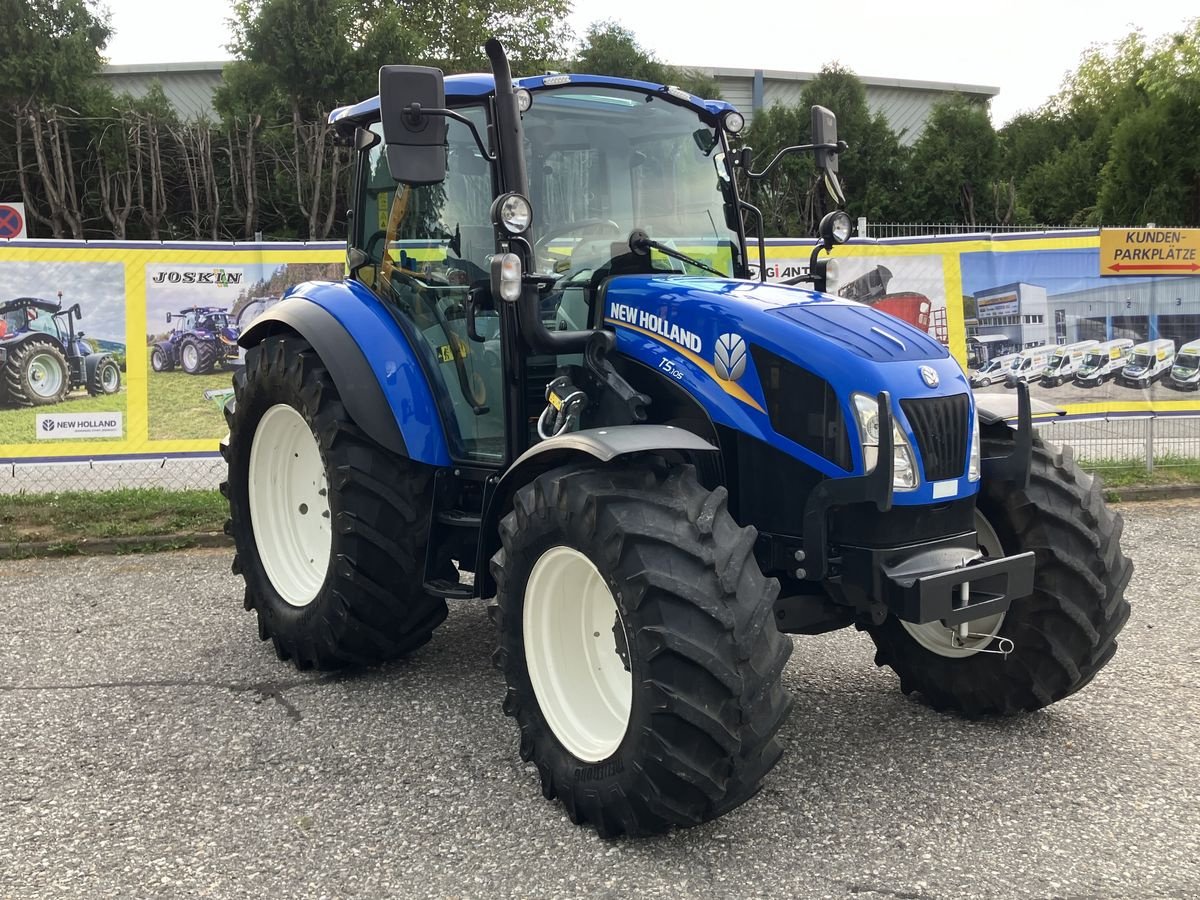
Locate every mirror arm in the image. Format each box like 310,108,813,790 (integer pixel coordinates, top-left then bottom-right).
743,142,839,180
406,105,496,162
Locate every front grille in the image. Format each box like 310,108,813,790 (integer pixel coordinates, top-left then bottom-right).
900,393,970,482
750,345,852,470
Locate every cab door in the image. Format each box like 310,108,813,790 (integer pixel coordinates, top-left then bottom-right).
350,111,507,465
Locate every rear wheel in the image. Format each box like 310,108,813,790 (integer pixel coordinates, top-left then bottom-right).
221,334,447,669
4,339,69,406
180,338,215,375
490,461,793,837
866,432,1132,714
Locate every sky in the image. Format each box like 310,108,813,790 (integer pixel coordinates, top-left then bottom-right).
99,0,1196,123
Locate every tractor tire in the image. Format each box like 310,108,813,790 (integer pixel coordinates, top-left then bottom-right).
180,338,216,375
151,346,173,372
4,338,70,407
865,431,1132,715
221,334,448,670
86,355,121,396
490,461,793,837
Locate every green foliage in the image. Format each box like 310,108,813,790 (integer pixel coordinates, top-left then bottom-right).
905,96,998,224
0,488,226,545
574,21,720,99
0,0,110,110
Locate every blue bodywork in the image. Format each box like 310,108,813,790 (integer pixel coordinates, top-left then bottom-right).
601,276,977,507
278,273,975,505
280,279,452,467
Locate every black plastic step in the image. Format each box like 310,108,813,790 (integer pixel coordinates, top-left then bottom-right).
424,577,474,600
436,509,482,528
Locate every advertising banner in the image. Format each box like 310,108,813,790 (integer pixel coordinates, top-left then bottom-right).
0,241,343,463
2,231,1197,464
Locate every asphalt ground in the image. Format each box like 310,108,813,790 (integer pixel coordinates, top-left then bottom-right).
1,500,1197,899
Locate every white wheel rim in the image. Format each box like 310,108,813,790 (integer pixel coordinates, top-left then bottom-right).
248,403,332,607
901,510,1009,658
183,345,198,369
523,546,633,762
28,352,64,398
102,365,119,391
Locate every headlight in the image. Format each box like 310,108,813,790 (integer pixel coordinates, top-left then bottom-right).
852,393,918,490
967,407,981,482
491,192,532,235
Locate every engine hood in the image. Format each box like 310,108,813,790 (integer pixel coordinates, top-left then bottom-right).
601,274,974,503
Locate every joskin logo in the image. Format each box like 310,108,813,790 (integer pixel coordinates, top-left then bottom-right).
151,269,243,286
608,303,702,352
714,333,747,381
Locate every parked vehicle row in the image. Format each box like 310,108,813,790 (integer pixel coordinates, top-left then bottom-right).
971,337,1200,390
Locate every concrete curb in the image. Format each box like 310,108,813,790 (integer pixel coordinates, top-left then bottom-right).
0,531,231,559
1106,483,1200,503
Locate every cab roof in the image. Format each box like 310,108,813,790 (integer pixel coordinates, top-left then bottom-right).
329,72,735,132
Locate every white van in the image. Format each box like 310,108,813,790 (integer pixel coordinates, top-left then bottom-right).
1118,339,1175,388
1004,346,1053,386
969,352,1020,387
1040,340,1100,386
1170,340,1200,391
1074,338,1135,387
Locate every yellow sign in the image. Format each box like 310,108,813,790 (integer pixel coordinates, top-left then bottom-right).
1100,228,1200,275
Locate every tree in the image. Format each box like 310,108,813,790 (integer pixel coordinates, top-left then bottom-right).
1,0,111,237
574,21,720,99
904,96,998,225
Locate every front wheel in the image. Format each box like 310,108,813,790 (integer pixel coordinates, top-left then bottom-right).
490,462,793,837
221,334,448,669
866,432,1132,714
87,355,121,396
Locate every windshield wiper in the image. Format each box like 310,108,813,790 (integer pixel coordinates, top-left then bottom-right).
627,229,725,278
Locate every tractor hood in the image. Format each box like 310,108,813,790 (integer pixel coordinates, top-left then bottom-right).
602,275,974,504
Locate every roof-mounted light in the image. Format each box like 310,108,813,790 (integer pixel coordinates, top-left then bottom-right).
515,87,532,112
722,109,745,134
543,74,570,86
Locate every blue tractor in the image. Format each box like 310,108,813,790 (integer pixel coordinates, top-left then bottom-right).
221,41,1132,837
150,306,240,375
0,297,121,406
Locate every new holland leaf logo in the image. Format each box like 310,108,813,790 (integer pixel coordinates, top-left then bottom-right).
714,333,747,381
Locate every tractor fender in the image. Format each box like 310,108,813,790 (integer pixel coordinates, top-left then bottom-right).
239,285,451,466
83,352,108,384
475,425,719,596
975,394,1065,425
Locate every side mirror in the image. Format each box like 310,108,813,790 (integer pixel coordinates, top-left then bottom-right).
166,313,172,323
811,105,838,173
379,65,448,185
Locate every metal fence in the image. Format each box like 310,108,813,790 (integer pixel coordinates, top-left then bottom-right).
2,415,1197,496
861,221,1073,239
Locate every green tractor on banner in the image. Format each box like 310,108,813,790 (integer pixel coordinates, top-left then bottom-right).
219,40,1132,837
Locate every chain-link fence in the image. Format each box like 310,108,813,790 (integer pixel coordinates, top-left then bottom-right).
0,454,225,495
3,415,1197,496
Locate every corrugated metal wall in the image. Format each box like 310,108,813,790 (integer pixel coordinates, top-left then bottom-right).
100,65,224,121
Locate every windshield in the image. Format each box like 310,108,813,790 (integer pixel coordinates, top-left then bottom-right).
521,86,740,278
1082,353,1105,369
1131,353,1153,369
1048,355,1067,369
980,359,1002,373
1176,353,1200,370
